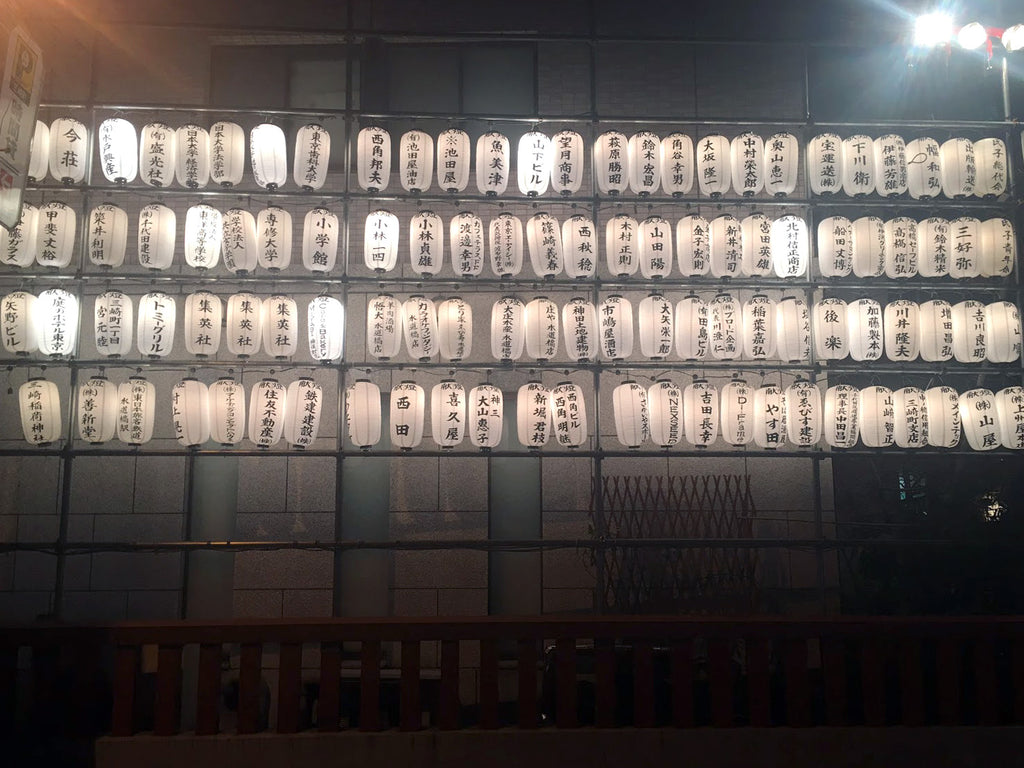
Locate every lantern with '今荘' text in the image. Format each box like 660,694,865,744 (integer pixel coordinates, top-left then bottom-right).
49,117,87,184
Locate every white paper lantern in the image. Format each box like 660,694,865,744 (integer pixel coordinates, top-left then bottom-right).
851,216,885,278
709,293,741,360
548,130,585,196
550,382,587,448
995,387,1024,450
98,118,137,184
451,211,485,277
600,295,633,360
284,377,323,448
741,214,773,277
139,122,176,188
925,386,961,448
858,386,895,448
764,132,799,196
347,380,382,449
883,217,918,279
209,121,245,187
905,137,941,200
390,381,425,450
307,295,344,362
399,129,433,192
812,297,848,361
36,288,79,356
916,217,950,277
683,380,718,447
883,300,920,362
709,215,742,278
638,294,674,360
823,385,859,449
437,297,472,362
249,123,287,190
562,215,598,279
696,134,730,197
20,379,61,445
491,296,525,361
469,384,503,449
892,387,927,448
918,299,954,362
175,124,210,189
431,380,465,448
94,290,132,357
209,378,246,446
256,206,292,271
613,381,649,448
775,296,810,362
525,296,559,361
628,131,662,195
293,123,330,191
980,218,1015,278
847,298,883,362
303,207,338,273
48,117,87,184
137,203,177,271
517,131,551,196
785,380,822,447
225,292,263,357
409,210,443,276
676,214,710,277
436,128,471,193
248,378,286,448
959,389,999,451
951,299,987,363
363,209,398,273
476,131,510,196
675,295,709,360
771,215,808,278
28,120,49,182
753,384,787,449
562,297,598,362
1,291,37,354
948,216,981,278
184,204,222,270
172,378,209,447
357,126,390,192
489,213,523,276
1,204,38,267
648,380,683,448
35,201,76,268
517,381,551,448
720,379,753,446
117,376,155,445
136,292,175,358
873,134,908,197
730,132,764,196
221,208,257,273
184,291,222,357
973,138,1008,198
526,212,563,277
806,132,843,195
593,131,628,195
260,295,298,358
984,301,1021,363
742,294,776,360
606,214,639,277
841,135,875,196
403,295,437,361
86,204,127,267
367,293,402,360
638,215,672,279
940,138,976,198
661,133,694,196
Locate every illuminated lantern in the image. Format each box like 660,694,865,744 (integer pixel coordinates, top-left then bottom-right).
823,385,859,449
676,214,710,276
740,214,773,277
562,297,598,362
550,382,588,448
221,208,257,273
249,123,287,190
764,132,799,196
812,297,848,361
661,133,694,196
98,118,137,184
806,132,843,195
858,386,895,448
648,380,683,448
399,129,433,192
261,295,298,358
450,211,485,277
958,388,999,451
363,209,398,273
410,210,443,276
117,376,155,445
225,292,263,357
527,212,563,277
593,130,628,195
209,121,245,187
525,296,559,361
256,206,292,271
138,122,176,188
1,204,37,267
743,294,776,360
925,386,961,448
284,378,323,448
947,216,980,278
709,214,742,278
883,217,918,278
675,295,709,360
476,131,510,195
137,203,176,270
892,387,927,448
36,288,79,356
606,214,639,277
841,135,875,196
93,290,132,357
600,295,633,361
469,383,503,449
1,291,37,354
771,215,808,278
883,300,920,362
873,134,908,197
248,378,286,448
979,218,1015,278
696,134,730,196
816,216,853,277
172,378,210,447
357,126,390,192
307,295,344,362
851,216,885,277
916,217,950,277
403,295,437,361
951,299,987,363
87,204,128,267
683,380,718,447
638,294,674,360
28,120,49,182
491,296,525,361
390,381,425,450
905,137,941,199
303,207,339,273
517,381,551,448
612,381,649,448
436,128,471,193
709,292,741,360
20,379,61,445
753,384,787,449
940,138,976,198
562,215,598,279
984,301,1021,363
995,387,1024,450
175,124,210,189
35,201,76,268
918,299,954,362
730,132,764,196
550,130,585,196
847,298,883,362
184,291,222,357
48,117,87,184
489,213,523,276
184,204,223,270
517,131,551,196
638,215,672,278
775,296,810,362
367,293,402,360
973,138,1008,198
431,380,465,448
628,131,661,195
293,123,330,191
437,296,473,362
720,379,753,446
209,378,246,446
785,380,822,447
347,380,382,449
136,291,175,358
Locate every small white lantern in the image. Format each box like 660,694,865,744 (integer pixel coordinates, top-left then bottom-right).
696,134,730,197
995,387,1024,450
958,388,999,451
562,297,598,362
812,298,848,361
550,382,588,448
117,377,155,445
979,218,1016,278
951,299,987,363
248,378,286,448
883,300,920,362
916,217,950,277
841,135,875,196
93,290,132,357
743,294,777,360
86,204,128,267
852,216,885,277
940,138,976,198
741,213,773,277
984,301,1021,363
20,379,62,445
436,128,471,193
175,124,210,189
517,130,551,196
284,377,323,448
709,214,742,278
858,386,895,448
883,217,918,279
347,380,382,449
363,209,398,273
307,295,345,362
771,214,808,278
256,206,292,271
293,123,330,191
36,288,79,357
303,207,339,273
613,381,650,448
675,295,709,360
409,210,444,276
250,123,287,190
918,299,954,362
764,132,799,196
892,387,928,448
48,117,87,184
221,208,257,273
517,381,552,448
593,131,628,195
676,214,710,276
661,133,694,196
1,204,38,267
948,217,981,278
431,380,466,448
606,214,639,277
823,385,859,449
648,380,683,448
403,295,437,361
489,213,523,276
847,298,884,362
526,212,564,277
709,292,741,361
638,294,674,360
973,138,1008,198
925,386,961,448
873,134,908,197
785,380,822,447
437,296,473,362
638,215,672,279
491,296,525,361
98,118,138,184
209,378,246,446
136,291,175,358
476,131,510,196
730,132,764,196
905,137,941,200
399,129,433,192
209,121,245,187
775,296,810,362
390,381,426,450
139,121,176,188
469,383,503,449
226,292,263,357
357,126,391,192
549,129,585,196
720,379,753,446
753,384,787,449
600,295,634,361
367,293,403,360
35,201,76,268
683,380,719,447
137,203,176,270
628,131,662,195
184,291,222,357
28,120,49,182
525,296,560,361
806,132,843,195
1,291,37,354
562,215,598,279
172,378,210,447
184,204,223,270
261,295,299,358
451,211,485,277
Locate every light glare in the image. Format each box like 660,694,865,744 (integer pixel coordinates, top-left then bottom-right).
914,12,953,47
1003,24,1024,51
957,21,988,49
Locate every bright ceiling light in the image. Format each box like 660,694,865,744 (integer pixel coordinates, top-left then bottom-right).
957,21,988,49
914,12,954,47
1003,24,1024,51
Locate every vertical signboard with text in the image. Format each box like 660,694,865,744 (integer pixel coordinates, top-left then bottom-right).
0,25,44,231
